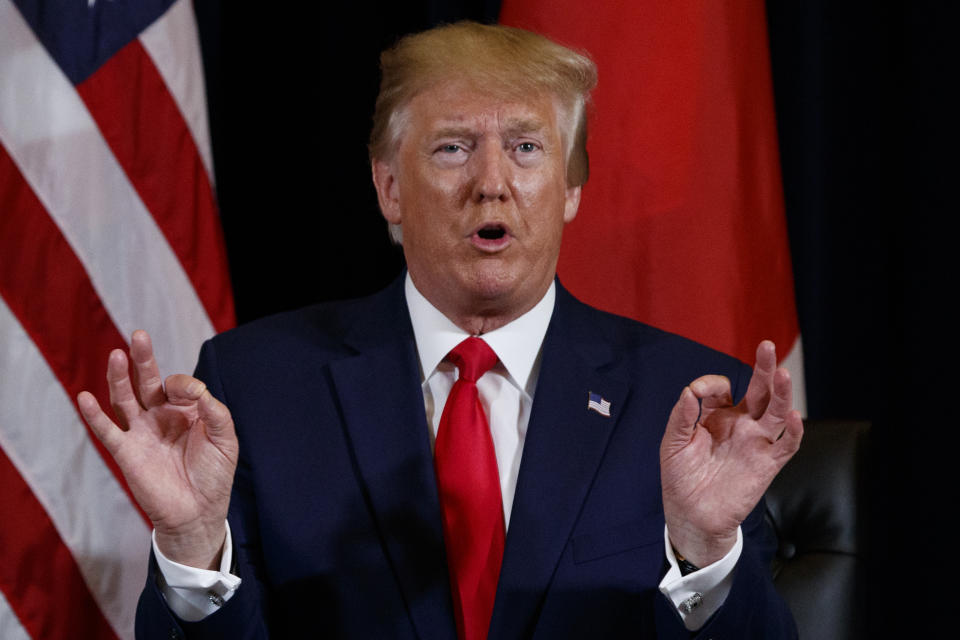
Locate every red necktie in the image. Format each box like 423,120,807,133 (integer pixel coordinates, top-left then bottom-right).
434,337,505,640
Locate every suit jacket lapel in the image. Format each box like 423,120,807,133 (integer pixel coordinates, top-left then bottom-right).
489,285,631,640
325,279,633,640
327,279,457,640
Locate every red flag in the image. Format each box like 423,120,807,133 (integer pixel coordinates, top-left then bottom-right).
500,0,805,410
0,0,233,637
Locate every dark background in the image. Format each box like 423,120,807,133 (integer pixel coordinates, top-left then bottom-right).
192,1,954,634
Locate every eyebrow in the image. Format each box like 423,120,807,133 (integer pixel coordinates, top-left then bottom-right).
430,117,549,140
431,125,476,140
501,117,549,137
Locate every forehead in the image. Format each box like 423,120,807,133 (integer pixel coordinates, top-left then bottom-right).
403,82,563,138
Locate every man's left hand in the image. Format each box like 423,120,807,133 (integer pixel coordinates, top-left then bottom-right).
659,340,803,567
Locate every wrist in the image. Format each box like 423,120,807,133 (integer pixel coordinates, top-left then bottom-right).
667,526,737,568
155,522,227,571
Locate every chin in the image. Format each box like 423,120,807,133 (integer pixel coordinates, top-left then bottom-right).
464,267,541,310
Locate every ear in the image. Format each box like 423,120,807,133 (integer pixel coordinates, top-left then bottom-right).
563,185,581,223
371,159,402,224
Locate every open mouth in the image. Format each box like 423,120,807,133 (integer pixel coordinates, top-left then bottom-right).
471,223,512,251
477,225,507,240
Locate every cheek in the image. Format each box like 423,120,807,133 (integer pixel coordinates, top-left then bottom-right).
398,187,457,253
514,157,565,196
405,171,468,211
514,174,569,222
511,178,547,213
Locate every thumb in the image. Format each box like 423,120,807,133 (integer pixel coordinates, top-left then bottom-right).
197,388,236,448
164,374,207,406
661,386,700,459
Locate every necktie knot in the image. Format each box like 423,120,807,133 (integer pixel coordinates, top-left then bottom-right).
448,337,497,383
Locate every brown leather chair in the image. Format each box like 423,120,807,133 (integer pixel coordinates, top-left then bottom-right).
764,419,870,639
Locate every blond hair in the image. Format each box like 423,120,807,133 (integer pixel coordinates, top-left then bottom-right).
369,21,597,187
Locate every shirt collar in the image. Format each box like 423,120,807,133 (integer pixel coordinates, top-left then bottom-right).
405,273,555,393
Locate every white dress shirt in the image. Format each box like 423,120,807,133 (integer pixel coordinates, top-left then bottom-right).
406,274,550,528
156,274,739,629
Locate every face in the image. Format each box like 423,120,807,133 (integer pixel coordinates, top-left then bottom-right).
372,82,581,330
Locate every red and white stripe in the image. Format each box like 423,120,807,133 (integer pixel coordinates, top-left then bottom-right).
0,590,31,640
0,0,233,637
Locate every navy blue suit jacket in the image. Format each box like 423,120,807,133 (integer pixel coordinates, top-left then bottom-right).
136,277,797,638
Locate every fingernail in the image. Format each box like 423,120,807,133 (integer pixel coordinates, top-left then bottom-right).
187,380,206,396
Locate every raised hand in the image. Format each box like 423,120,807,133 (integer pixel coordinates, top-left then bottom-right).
77,330,238,570
659,341,803,567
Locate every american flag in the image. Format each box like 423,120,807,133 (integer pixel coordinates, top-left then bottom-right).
587,392,611,417
0,1,233,638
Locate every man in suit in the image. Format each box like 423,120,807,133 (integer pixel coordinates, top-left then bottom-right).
78,21,802,639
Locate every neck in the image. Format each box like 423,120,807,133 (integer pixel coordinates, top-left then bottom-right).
408,275,552,336
447,311,524,336
441,292,542,335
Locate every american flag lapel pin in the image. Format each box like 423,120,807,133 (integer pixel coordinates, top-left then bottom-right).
587,391,611,417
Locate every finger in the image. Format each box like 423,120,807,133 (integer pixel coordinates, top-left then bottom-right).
129,330,165,409
758,367,794,436
688,374,733,410
771,410,803,463
660,386,701,458
742,340,777,419
164,374,207,407
77,390,125,454
197,389,236,449
106,349,142,427
687,374,735,439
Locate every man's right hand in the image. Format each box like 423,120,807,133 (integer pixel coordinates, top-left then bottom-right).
77,330,238,571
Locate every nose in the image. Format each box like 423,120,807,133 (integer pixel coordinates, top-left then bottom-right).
470,141,510,203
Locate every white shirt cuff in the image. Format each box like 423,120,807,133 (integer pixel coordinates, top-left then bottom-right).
658,525,742,630
153,521,242,622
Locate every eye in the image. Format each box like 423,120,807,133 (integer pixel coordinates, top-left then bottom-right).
516,142,539,153
432,141,470,167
